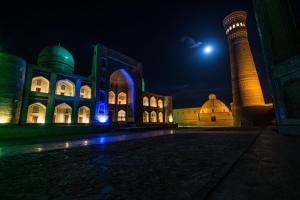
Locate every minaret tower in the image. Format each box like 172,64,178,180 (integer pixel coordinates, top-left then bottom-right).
223,11,265,125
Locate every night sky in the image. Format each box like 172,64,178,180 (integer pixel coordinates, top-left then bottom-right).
1,1,299,108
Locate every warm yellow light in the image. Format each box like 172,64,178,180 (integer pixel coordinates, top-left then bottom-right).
36,147,43,152
169,114,173,123
0,116,9,124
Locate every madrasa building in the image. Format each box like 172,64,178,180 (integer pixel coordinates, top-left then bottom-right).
0,44,173,126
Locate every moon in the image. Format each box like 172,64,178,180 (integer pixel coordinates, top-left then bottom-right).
203,45,213,54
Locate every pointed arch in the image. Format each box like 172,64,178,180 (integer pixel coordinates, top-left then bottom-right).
158,99,163,108
26,103,46,123
80,85,91,99
109,91,116,104
118,92,127,105
54,103,72,123
78,106,90,123
150,96,157,107
31,76,49,93
158,112,163,123
143,96,149,106
150,111,157,123
118,110,126,122
56,79,75,96
143,111,149,123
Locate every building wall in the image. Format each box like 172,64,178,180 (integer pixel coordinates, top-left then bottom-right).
0,53,26,124
173,107,199,126
173,107,234,127
21,64,93,124
253,0,300,134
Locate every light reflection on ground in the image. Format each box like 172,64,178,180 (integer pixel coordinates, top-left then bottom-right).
0,128,248,157
0,129,179,157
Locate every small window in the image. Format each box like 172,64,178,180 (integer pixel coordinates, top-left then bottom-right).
211,116,216,122
212,109,214,113
36,88,41,92
32,106,39,113
61,85,66,90
36,79,42,86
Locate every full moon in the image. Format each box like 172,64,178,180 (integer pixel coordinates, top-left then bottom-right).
203,45,213,54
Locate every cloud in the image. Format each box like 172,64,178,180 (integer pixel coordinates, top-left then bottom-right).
180,36,202,48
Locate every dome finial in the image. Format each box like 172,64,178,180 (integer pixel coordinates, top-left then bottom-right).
209,93,216,100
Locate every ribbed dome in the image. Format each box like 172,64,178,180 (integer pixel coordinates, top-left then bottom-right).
37,45,75,73
200,94,231,113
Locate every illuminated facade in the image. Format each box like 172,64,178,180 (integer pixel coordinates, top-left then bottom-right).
173,94,234,127
223,11,273,126
0,44,173,126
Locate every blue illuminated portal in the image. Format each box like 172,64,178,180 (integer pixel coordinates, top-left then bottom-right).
95,68,135,124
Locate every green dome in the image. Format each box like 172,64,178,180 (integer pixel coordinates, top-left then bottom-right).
37,45,75,73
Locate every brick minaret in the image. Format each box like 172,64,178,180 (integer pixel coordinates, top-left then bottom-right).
223,11,265,125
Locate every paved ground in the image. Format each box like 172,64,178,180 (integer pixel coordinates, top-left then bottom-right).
0,127,299,200
0,128,258,200
208,128,300,200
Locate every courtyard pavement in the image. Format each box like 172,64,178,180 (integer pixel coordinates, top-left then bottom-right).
0,127,299,199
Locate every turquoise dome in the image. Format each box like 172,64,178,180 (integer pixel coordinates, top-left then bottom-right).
37,45,75,73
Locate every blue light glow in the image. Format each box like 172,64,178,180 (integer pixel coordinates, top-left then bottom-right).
119,69,136,114
97,114,109,123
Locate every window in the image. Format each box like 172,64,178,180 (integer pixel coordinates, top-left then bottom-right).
26,103,46,123
158,99,163,108
143,97,149,106
31,76,50,93
77,106,90,123
150,96,157,107
54,103,72,123
80,85,91,99
158,112,163,123
118,92,127,105
32,106,39,113
151,111,157,123
118,110,126,122
109,91,116,104
36,79,42,86
211,116,216,122
143,111,149,123
56,80,75,97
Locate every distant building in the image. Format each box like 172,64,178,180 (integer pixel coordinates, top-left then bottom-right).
173,94,234,127
0,44,173,126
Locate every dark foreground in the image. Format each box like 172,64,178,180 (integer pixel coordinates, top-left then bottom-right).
0,128,299,200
